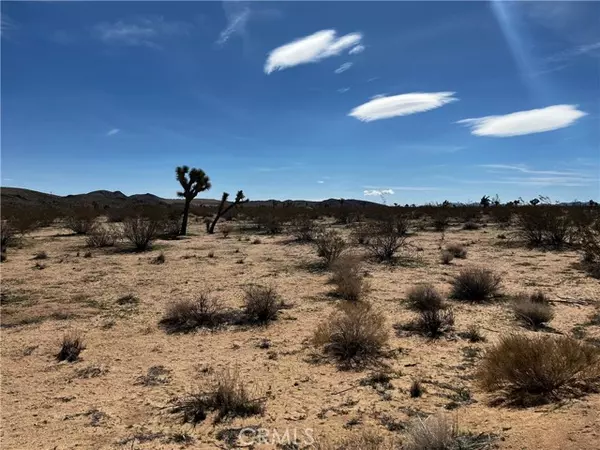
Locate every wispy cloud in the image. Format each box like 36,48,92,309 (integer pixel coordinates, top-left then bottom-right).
478,164,582,176
337,87,350,94
365,186,439,191
317,180,325,184
264,29,362,74
1,13,18,38
477,163,596,187
349,92,458,122
216,1,250,46
364,189,394,196
334,62,353,74
106,128,120,136
458,105,587,137
349,44,365,55
93,16,191,48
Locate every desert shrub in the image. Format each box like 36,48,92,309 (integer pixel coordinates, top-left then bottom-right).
1,220,16,260
290,216,316,242
410,379,424,398
445,243,467,259
256,215,283,235
406,284,445,312
366,222,408,262
312,302,388,368
450,268,501,302
413,308,455,338
172,369,264,424
477,334,600,404
160,217,181,239
463,221,480,230
32,250,48,260
403,414,493,450
461,325,485,343
160,295,229,333
122,216,161,251
350,222,373,245
330,255,368,301
86,225,119,248
315,229,347,266
515,207,574,249
530,290,550,304
512,296,554,329
56,334,85,362
581,219,600,278
151,251,166,264
220,223,233,238
315,429,396,450
64,209,98,235
432,212,450,232
440,250,454,264
243,286,282,324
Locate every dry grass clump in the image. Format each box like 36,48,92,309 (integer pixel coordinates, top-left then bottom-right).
366,222,408,262
160,294,230,333
450,268,501,302
445,243,467,259
512,295,554,329
440,250,454,265
406,284,445,312
315,430,396,450
151,251,166,264
410,379,424,398
86,225,119,248
414,309,455,338
313,302,388,368
403,414,494,450
330,254,369,301
171,369,264,424
56,334,85,362
460,325,486,343
243,286,283,324
315,229,347,266
477,334,600,405
32,250,48,260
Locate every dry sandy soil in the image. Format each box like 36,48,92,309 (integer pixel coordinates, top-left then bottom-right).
1,219,599,449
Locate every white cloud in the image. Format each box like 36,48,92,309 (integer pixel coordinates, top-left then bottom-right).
264,29,362,74
458,105,587,137
476,163,597,187
364,189,394,196
317,180,325,184
334,62,353,74
337,87,350,94
349,44,365,55
479,164,582,176
349,92,458,122
93,16,190,48
216,2,250,45
107,128,120,136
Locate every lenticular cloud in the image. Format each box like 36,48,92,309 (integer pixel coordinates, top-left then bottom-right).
349,92,458,122
265,29,362,74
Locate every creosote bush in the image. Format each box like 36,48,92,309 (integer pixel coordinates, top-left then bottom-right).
330,254,368,301
86,225,119,248
172,369,264,424
122,216,161,251
160,294,229,333
243,286,282,324
414,308,455,338
477,334,600,405
440,250,454,265
366,222,408,262
315,229,347,267
64,209,98,235
56,334,85,362
312,302,388,368
450,268,501,302
406,284,445,312
512,295,554,329
290,216,317,242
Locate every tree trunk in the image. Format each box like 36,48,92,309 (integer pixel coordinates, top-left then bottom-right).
180,199,191,236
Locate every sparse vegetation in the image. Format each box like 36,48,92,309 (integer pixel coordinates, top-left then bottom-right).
122,215,161,251
440,250,454,264
477,334,600,405
450,268,501,302
512,295,554,329
406,284,445,312
160,294,230,333
151,251,166,264
171,369,264,424
315,229,347,266
403,414,494,450
445,243,467,259
365,221,408,262
56,334,85,362
312,302,388,368
330,254,368,301
410,379,424,398
243,286,282,324
86,225,119,247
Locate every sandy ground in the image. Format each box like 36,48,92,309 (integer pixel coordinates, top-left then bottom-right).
1,219,599,449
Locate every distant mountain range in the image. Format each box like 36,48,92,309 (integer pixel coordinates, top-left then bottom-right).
0,187,382,210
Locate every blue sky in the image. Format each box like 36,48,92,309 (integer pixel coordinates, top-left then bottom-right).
1,1,599,204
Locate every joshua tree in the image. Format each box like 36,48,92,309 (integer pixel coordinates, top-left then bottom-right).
480,195,491,208
207,190,249,234
176,166,211,236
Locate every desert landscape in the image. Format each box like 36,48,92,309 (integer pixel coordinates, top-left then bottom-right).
1,188,599,449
